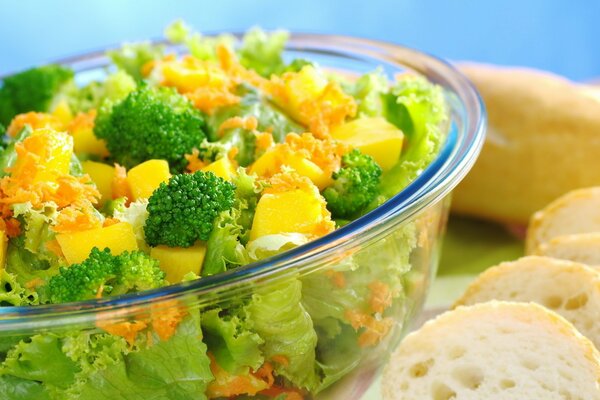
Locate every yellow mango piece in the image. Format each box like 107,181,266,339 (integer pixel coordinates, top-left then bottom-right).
275,66,327,122
285,155,331,190
51,100,74,125
56,222,138,264
162,62,229,93
82,161,115,205
251,150,331,189
12,128,73,182
331,117,404,171
150,243,207,283
0,231,7,271
202,157,235,181
250,189,324,240
71,125,110,158
249,150,278,177
126,160,171,200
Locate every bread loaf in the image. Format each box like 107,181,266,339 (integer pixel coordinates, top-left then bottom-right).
452,64,600,225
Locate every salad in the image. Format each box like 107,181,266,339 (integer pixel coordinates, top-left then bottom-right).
0,22,447,399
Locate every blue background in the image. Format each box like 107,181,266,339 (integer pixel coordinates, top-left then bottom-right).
1,0,599,81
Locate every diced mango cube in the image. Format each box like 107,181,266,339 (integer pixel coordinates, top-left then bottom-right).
331,117,404,171
126,160,171,200
82,161,115,205
12,128,73,182
249,150,278,177
150,243,207,283
202,157,235,181
56,222,138,264
71,126,110,158
51,100,74,126
250,189,324,240
0,230,7,271
250,150,331,189
285,155,331,190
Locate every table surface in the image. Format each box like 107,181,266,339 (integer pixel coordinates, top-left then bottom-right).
1,0,600,81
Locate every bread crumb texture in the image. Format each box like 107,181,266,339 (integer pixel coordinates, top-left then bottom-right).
382,301,600,400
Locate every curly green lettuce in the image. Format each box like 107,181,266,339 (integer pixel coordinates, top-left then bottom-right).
245,279,320,391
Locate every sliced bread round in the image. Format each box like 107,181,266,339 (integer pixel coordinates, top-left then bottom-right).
382,301,600,400
532,233,600,266
454,256,600,348
526,187,600,254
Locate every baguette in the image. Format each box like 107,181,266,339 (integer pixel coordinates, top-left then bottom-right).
533,233,600,266
526,187,600,253
452,63,600,225
454,256,600,348
382,301,600,399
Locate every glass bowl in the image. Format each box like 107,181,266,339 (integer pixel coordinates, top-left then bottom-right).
0,34,485,399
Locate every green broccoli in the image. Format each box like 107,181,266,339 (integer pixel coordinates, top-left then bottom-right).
144,171,235,248
0,65,74,125
44,247,165,304
323,149,382,218
94,86,208,171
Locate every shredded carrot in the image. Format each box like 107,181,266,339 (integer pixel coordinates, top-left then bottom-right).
102,217,121,227
357,317,394,347
111,163,131,202
368,281,393,314
217,116,258,137
344,309,395,347
66,109,96,133
25,278,45,290
255,131,274,150
325,270,346,288
54,204,103,233
227,146,239,161
45,239,64,258
4,218,21,238
254,362,275,387
207,354,271,398
97,320,148,346
259,386,305,400
6,112,64,137
184,148,207,173
184,87,240,114
150,300,187,341
271,355,289,367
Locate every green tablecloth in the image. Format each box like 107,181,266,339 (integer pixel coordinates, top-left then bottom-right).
361,215,523,399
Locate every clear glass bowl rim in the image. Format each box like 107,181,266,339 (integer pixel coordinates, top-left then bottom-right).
0,32,486,325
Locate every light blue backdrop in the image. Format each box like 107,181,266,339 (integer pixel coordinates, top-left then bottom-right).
1,0,599,81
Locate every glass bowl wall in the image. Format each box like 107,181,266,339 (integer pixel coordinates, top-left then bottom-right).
0,34,485,400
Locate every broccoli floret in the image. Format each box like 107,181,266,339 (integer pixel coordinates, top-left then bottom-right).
323,149,382,218
0,65,74,125
144,171,235,248
94,86,208,171
45,247,165,304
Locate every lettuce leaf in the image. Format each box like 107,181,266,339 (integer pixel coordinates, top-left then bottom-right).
0,270,39,306
245,279,320,390
378,75,448,200
207,87,303,147
1,334,80,389
72,315,213,400
246,233,309,262
201,308,264,374
0,374,50,400
107,43,164,81
165,20,235,61
202,208,249,277
341,69,388,117
239,28,289,77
